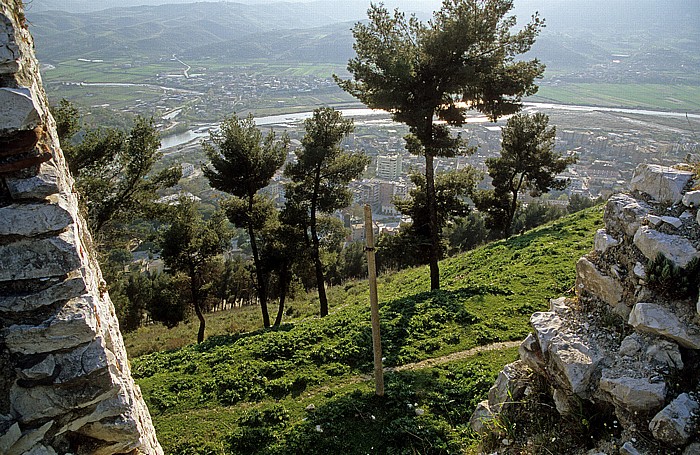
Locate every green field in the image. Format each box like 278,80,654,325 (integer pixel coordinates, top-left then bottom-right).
127,207,604,454
533,83,700,113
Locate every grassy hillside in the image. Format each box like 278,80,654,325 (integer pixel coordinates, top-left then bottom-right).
130,207,603,454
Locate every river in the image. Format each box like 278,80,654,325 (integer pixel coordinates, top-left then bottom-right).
159,104,700,151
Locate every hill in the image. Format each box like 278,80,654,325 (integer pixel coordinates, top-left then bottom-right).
128,206,603,454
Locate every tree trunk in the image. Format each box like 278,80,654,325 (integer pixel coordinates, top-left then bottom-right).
506,174,526,238
273,261,289,327
310,166,329,316
190,268,206,344
424,152,440,290
247,200,270,328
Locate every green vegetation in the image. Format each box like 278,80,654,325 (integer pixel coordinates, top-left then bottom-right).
129,206,603,454
533,83,700,113
338,0,545,290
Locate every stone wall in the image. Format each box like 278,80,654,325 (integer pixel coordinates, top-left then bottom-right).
472,163,700,454
0,1,162,453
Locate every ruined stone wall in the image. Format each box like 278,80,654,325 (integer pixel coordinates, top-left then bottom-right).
0,1,162,453
472,164,700,454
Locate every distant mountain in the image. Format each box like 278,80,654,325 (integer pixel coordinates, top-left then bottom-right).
27,0,699,72
29,2,346,62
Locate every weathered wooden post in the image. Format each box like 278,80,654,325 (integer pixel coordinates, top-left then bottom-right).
364,205,384,396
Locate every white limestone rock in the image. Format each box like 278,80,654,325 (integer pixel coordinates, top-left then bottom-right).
684,443,700,455
620,442,643,455
0,14,21,74
519,333,546,374
5,161,66,200
649,393,699,446
633,226,700,269
576,257,624,307
599,372,666,412
549,337,601,397
3,295,98,355
0,423,21,454
633,262,647,280
0,228,81,282
487,361,531,413
553,388,574,415
5,421,53,455
0,271,87,314
531,310,601,396
629,302,700,349
18,355,56,381
595,229,619,252
605,194,651,238
0,196,74,237
661,216,683,229
647,214,663,227
469,400,495,434
630,163,694,204
682,190,700,208
530,311,562,353
646,340,684,370
10,368,117,423
0,87,43,133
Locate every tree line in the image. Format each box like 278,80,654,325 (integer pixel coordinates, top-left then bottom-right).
52,0,584,343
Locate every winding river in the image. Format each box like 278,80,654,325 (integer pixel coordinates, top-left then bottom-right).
159,104,700,151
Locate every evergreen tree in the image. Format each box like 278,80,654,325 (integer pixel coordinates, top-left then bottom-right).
337,0,544,289
284,107,369,317
476,113,576,237
52,100,181,238
203,114,288,328
159,199,232,343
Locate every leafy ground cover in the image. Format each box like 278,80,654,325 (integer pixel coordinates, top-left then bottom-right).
130,206,603,454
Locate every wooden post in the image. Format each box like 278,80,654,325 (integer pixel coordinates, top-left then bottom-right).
364,205,384,396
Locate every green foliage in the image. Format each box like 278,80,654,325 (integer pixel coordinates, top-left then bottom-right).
647,254,700,299
130,207,603,453
567,194,601,214
338,0,545,289
511,201,568,235
56,104,181,236
394,167,482,260
476,113,576,238
285,107,370,317
203,113,289,328
158,199,233,342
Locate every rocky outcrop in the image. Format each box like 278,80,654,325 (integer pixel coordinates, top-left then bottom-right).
473,163,700,454
0,1,162,453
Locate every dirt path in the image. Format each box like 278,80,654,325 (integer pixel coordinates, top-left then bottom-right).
386,340,521,373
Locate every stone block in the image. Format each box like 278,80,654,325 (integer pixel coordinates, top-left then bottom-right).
629,302,700,349
5,161,64,199
0,87,43,134
594,229,619,252
649,393,699,446
0,227,81,282
10,368,117,423
599,372,666,412
0,14,20,74
682,190,700,208
469,400,495,435
4,295,98,355
487,361,531,413
549,337,600,397
630,163,694,204
5,421,53,455
0,271,86,313
0,196,74,236
633,226,700,269
605,194,650,237
576,257,624,307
